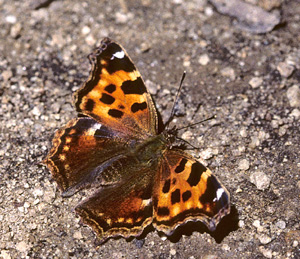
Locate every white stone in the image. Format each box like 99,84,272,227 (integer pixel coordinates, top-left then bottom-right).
287,85,300,107
0,250,11,259
81,25,91,35
73,230,83,239
253,219,260,228
249,77,263,88
16,241,30,252
258,234,272,244
198,54,210,66
220,67,236,80
275,220,286,229
259,246,272,259
5,15,17,24
238,159,250,170
250,171,271,190
277,61,294,78
290,109,300,119
170,249,176,255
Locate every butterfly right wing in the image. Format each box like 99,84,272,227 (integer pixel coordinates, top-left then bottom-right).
43,117,133,197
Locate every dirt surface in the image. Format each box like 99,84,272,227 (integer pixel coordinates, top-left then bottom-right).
1,0,300,258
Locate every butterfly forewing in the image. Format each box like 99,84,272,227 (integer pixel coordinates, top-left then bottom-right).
43,117,132,197
74,38,158,139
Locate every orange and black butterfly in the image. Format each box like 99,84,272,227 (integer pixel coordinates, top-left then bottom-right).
43,38,230,244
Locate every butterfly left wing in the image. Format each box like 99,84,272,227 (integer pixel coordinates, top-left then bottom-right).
152,150,230,235
75,164,156,245
74,38,158,139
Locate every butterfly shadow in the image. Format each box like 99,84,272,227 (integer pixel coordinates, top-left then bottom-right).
161,205,239,244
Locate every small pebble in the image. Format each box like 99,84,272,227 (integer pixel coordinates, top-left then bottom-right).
250,171,270,190
81,25,91,35
277,61,294,78
115,12,133,24
238,220,245,228
1,70,13,82
275,220,286,229
238,159,250,170
287,85,300,107
0,250,11,259
16,241,30,253
5,15,17,24
181,130,193,141
253,219,261,228
198,54,210,66
249,77,263,88
170,249,176,256
290,109,300,119
222,244,230,251
10,23,22,38
73,231,83,239
85,34,96,46
220,67,236,80
200,148,214,160
258,234,272,244
259,246,272,259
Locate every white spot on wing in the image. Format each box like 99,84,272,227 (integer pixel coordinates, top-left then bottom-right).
213,188,225,202
142,198,152,206
111,50,125,60
87,123,102,135
92,123,102,130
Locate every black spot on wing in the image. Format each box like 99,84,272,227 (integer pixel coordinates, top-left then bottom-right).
171,189,181,204
175,158,188,173
100,93,115,105
108,109,123,118
157,207,170,216
162,179,170,193
104,43,136,74
187,162,205,187
85,99,95,112
182,190,192,202
140,183,153,200
121,77,146,95
131,102,147,113
105,84,116,94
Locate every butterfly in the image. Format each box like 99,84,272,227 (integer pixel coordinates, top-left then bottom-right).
43,37,230,244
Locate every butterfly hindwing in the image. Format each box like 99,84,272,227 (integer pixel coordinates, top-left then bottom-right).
74,38,158,139
153,150,230,234
75,163,156,244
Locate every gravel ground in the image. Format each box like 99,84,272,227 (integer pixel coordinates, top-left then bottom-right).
1,0,300,258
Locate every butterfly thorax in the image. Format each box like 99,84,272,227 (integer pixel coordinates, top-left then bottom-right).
133,133,169,166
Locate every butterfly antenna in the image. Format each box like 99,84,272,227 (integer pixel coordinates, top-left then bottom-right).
177,115,216,131
165,71,186,129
